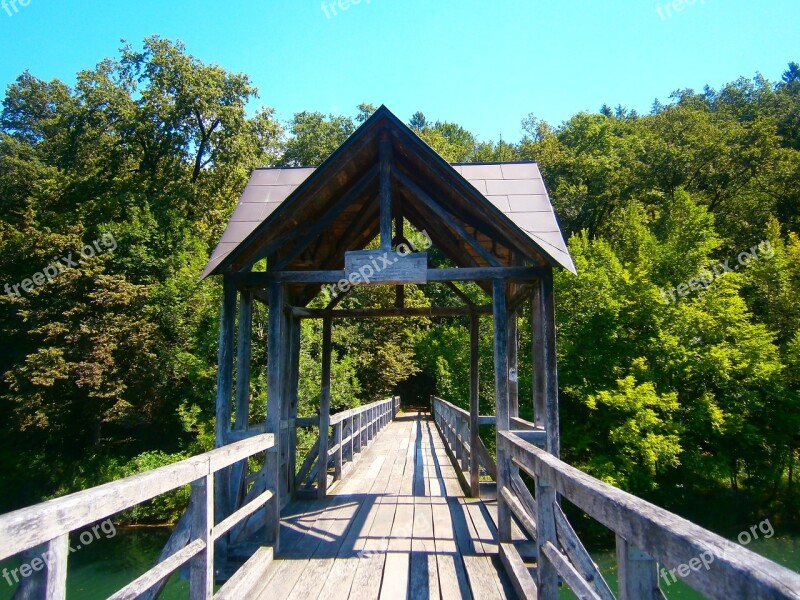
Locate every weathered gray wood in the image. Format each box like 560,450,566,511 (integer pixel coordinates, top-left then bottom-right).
394,169,501,267
236,266,548,287
287,315,301,498
108,539,206,600
542,541,602,600
235,291,253,430
214,489,275,540
473,436,497,481
510,471,538,524
470,312,480,497
512,430,547,448
500,486,537,541
215,546,274,600
508,309,519,419
535,476,559,599
616,535,662,600
531,283,545,430
493,279,512,547
272,164,380,271
447,281,477,307
264,447,280,548
344,250,428,285
499,542,538,599
265,280,284,542
215,276,237,553
45,534,68,600
541,271,560,458
380,132,393,251
0,434,274,561
334,422,343,480
500,431,800,600
190,474,213,600
293,304,486,320
318,318,333,498
554,505,615,600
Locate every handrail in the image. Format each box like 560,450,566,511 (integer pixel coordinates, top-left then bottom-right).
0,433,277,600
297,396,400,497
498,430,800,600
431,396,504,495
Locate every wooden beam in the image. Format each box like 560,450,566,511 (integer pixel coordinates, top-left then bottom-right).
380,132,393,251
508,309,519,419
318,318,333,498
292,306,493,319
393,169,501,267
272,164,379,270
234,266,548,287
447,282,476,307
216,277,237,444
287,315,301,497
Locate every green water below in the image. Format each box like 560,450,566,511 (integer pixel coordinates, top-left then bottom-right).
1,528,798,599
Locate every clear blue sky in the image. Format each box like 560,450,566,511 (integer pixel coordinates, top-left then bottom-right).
0,0,797,142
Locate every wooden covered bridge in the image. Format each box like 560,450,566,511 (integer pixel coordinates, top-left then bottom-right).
2,106,800,599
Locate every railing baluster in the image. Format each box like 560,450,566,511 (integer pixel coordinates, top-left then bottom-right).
45,534,68,600
190,472,214,600
616,535,662,600
535,475,559,599
334,422,343,480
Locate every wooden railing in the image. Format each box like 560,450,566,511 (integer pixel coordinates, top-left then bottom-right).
496,430,800,600
0,434,277,600
431,396,545,496
432,397,800,599
295,396,400,497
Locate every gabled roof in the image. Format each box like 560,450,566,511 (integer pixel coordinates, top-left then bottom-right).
201,106,575,287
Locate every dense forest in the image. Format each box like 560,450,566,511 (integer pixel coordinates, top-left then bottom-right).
1,38,798,532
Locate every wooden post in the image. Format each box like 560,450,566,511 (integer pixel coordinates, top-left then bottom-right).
214,276,236,564
379,132,392,251
536,476,559,599
508,308,519,419
318,318,332,498
542,270,561,458
493,279,512,544
190,474,214,600
45,535,68,600
334,422,343,480
234,291,253,430
532,283,545,430
354,412,362,454
470,313,480,497
265,281,284,535
287,316,301,497
230,291,253,510
265,447,280,549
616,535,662,600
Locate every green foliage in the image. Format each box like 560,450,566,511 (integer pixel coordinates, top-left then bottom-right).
1,40,799,529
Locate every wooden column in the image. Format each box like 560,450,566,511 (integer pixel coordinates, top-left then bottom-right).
318,318,333,498
493,279,512,544
287,315,301,497
265,280,284,539
616,536,662,600
214,276,236,564
508,308,519,419
234,291,253,430
230,291,253,510
469,312,480,497
542,270,561,458
379,132,392,251
532,282,546,429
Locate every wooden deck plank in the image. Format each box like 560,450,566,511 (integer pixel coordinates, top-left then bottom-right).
259,413,514,600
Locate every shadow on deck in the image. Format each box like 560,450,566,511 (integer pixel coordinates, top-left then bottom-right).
251,412,517,600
